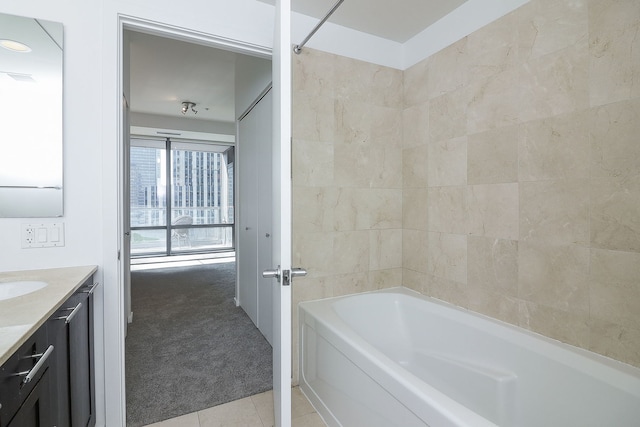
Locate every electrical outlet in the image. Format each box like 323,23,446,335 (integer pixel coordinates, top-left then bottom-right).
22,225,36,247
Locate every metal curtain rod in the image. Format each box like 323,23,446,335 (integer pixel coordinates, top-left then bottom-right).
293,0,345,54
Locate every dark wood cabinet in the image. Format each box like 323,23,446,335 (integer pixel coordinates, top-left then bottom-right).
0,276,96,427
0,325,52,427
49,277,97,427
6,370,52,427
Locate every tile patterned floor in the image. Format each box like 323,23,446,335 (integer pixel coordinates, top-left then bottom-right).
143,387,327,427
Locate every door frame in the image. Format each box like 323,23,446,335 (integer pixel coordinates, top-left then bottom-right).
112,14,272,425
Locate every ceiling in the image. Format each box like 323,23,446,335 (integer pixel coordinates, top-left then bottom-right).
128,31,239,123
261,0,468,43
128,0,468,125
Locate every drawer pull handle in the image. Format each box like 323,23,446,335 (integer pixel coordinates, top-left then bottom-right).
55,302,82,324
80,282,100,295
17,345,54,385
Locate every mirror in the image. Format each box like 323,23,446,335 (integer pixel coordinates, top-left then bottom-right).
0,12,63,217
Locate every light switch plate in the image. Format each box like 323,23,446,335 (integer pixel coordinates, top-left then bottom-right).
22,222,65,248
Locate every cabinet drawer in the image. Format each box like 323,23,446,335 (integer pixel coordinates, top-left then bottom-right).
0,325,49,427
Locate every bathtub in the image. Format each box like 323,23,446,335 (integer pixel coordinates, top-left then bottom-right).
298,287,640,427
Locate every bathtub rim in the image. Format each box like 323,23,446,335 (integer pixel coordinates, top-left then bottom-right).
299,286,640,427
302,286,640,382
299,288,501,426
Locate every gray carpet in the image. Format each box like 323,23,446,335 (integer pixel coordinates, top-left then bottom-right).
125,262,273,427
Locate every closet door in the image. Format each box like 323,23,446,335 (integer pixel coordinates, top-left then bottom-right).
238,108,259,326
255,89,273,344
237,87,274,344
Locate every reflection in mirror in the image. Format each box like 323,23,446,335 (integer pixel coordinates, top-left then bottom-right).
0,13,63,217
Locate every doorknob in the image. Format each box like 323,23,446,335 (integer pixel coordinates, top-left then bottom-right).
291,268,307,278
262,265,281,281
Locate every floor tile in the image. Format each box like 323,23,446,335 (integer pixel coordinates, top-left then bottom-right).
292,387,316,419
292,412,327,427
251,390,275,427
144,412,200,427
198,397,263,427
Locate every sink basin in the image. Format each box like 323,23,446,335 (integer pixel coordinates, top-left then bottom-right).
0,281,48,301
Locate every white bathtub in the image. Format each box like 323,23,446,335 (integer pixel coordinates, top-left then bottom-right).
298,287,640,427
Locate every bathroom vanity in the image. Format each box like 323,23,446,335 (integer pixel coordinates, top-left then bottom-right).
0,266,97,427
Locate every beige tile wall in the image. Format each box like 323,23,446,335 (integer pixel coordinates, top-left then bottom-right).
291,49,404,382
403,0,640,367
292,0,640,375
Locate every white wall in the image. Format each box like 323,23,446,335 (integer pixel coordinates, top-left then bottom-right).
235,54,272,119
0,2,274,426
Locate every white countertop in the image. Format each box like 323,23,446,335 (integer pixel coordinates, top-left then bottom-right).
0,265,98,366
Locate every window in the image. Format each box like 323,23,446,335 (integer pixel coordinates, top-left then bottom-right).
130,137,235,256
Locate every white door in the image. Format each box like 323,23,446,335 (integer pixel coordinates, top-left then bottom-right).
237,88,273,344
238,111,259,326
256,90,274,344
122,94,132,337
267,1,294,426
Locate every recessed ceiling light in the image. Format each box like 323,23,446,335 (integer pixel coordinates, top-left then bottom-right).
0,39,32,53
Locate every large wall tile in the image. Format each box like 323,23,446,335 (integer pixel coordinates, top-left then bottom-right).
591,176,640,252
467,67,520,134
292,186,335,233
467,126,518,185
292,138,334,187
293,231,334,278
403,268,428,294
292,92,336,142
332,231,370,274
331,272,370,297
428,232,467,284
427,274,468,308
292,48,336,97
403,229,429,273
518,110,590,181
590,99,640,179
518,300,590,348
370,229,403,271
334,98,372,145
519,46,589,123
467,9,518,81
403,145,428,188
520,179,589,246
403,57,430,107
429,89,468,142
467,287,520,325
427,136,467,187
518,242,590,315
402,103,429,148
427,186,467,234
403,188,428,231
467,183,519,240
589,318,640,367
333,188,402,231
467,236,518,296
517,0,589,61
334,55,402,108
588,0,640,106
428,38,468,99
369,268,403,291
590,249,640,330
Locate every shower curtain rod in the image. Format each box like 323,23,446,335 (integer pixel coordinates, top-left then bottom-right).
293,0,345,54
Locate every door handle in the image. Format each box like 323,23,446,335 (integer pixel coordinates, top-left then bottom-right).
263,266,307,286
262,265,281,281
291,268,307,278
